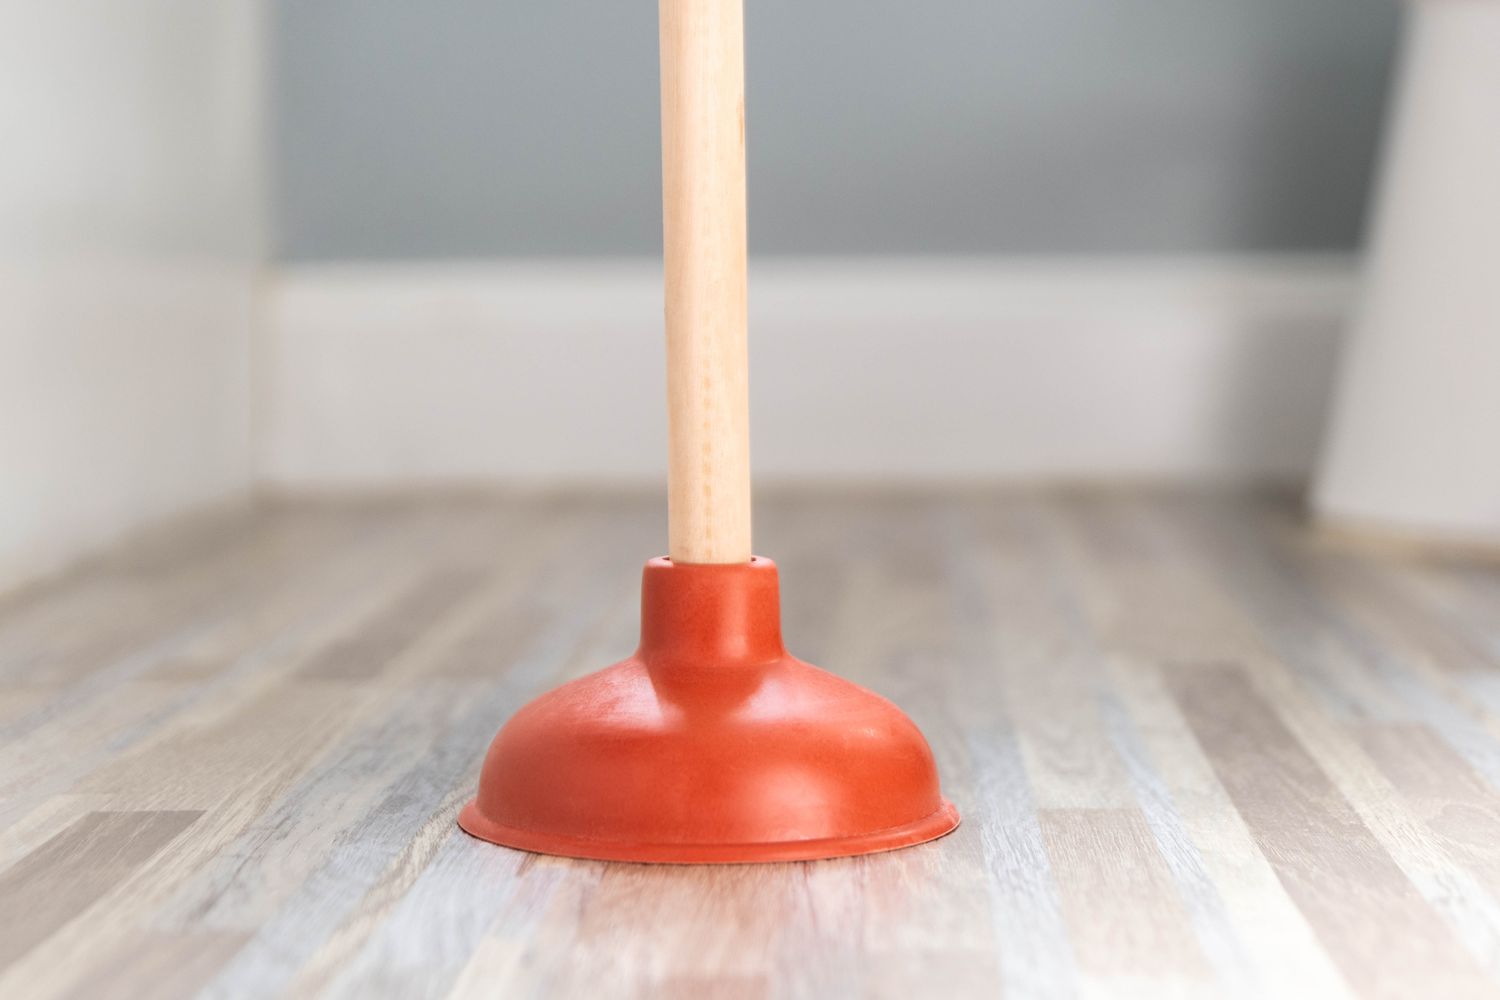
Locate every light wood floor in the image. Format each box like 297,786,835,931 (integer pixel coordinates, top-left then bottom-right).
4,491,1500,999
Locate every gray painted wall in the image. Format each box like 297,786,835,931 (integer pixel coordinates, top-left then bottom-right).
274,0,1401,260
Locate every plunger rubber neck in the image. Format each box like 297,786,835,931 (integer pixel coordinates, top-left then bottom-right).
638,557,784,671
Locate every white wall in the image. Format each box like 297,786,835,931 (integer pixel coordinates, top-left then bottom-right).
0,1,266,592
261,257,1355,491
272,0,1398,258
0,2,1377,591
1314,2,1500,546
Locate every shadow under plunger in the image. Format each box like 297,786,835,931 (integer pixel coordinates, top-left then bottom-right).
458,0,958,863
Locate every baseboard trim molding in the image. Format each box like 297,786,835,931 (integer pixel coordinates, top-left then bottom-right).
1,255,257,594
1313,511,1500,562
259,255,1356,490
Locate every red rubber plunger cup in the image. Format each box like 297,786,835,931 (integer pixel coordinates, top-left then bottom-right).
459,558,959,862
459,0,958,862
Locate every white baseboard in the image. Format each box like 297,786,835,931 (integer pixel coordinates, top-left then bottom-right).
260,256,1356,490
0,256,257,593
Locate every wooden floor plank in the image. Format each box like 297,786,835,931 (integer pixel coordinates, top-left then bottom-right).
0,810,202,970
3,491,1500,999
1170,664,1495,1000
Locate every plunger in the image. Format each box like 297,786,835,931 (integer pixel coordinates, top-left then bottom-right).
458,0,959,863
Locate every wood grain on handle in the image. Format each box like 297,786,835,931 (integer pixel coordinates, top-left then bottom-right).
660,0,751,564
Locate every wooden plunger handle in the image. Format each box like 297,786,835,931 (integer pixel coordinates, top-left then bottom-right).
660,0,752,564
